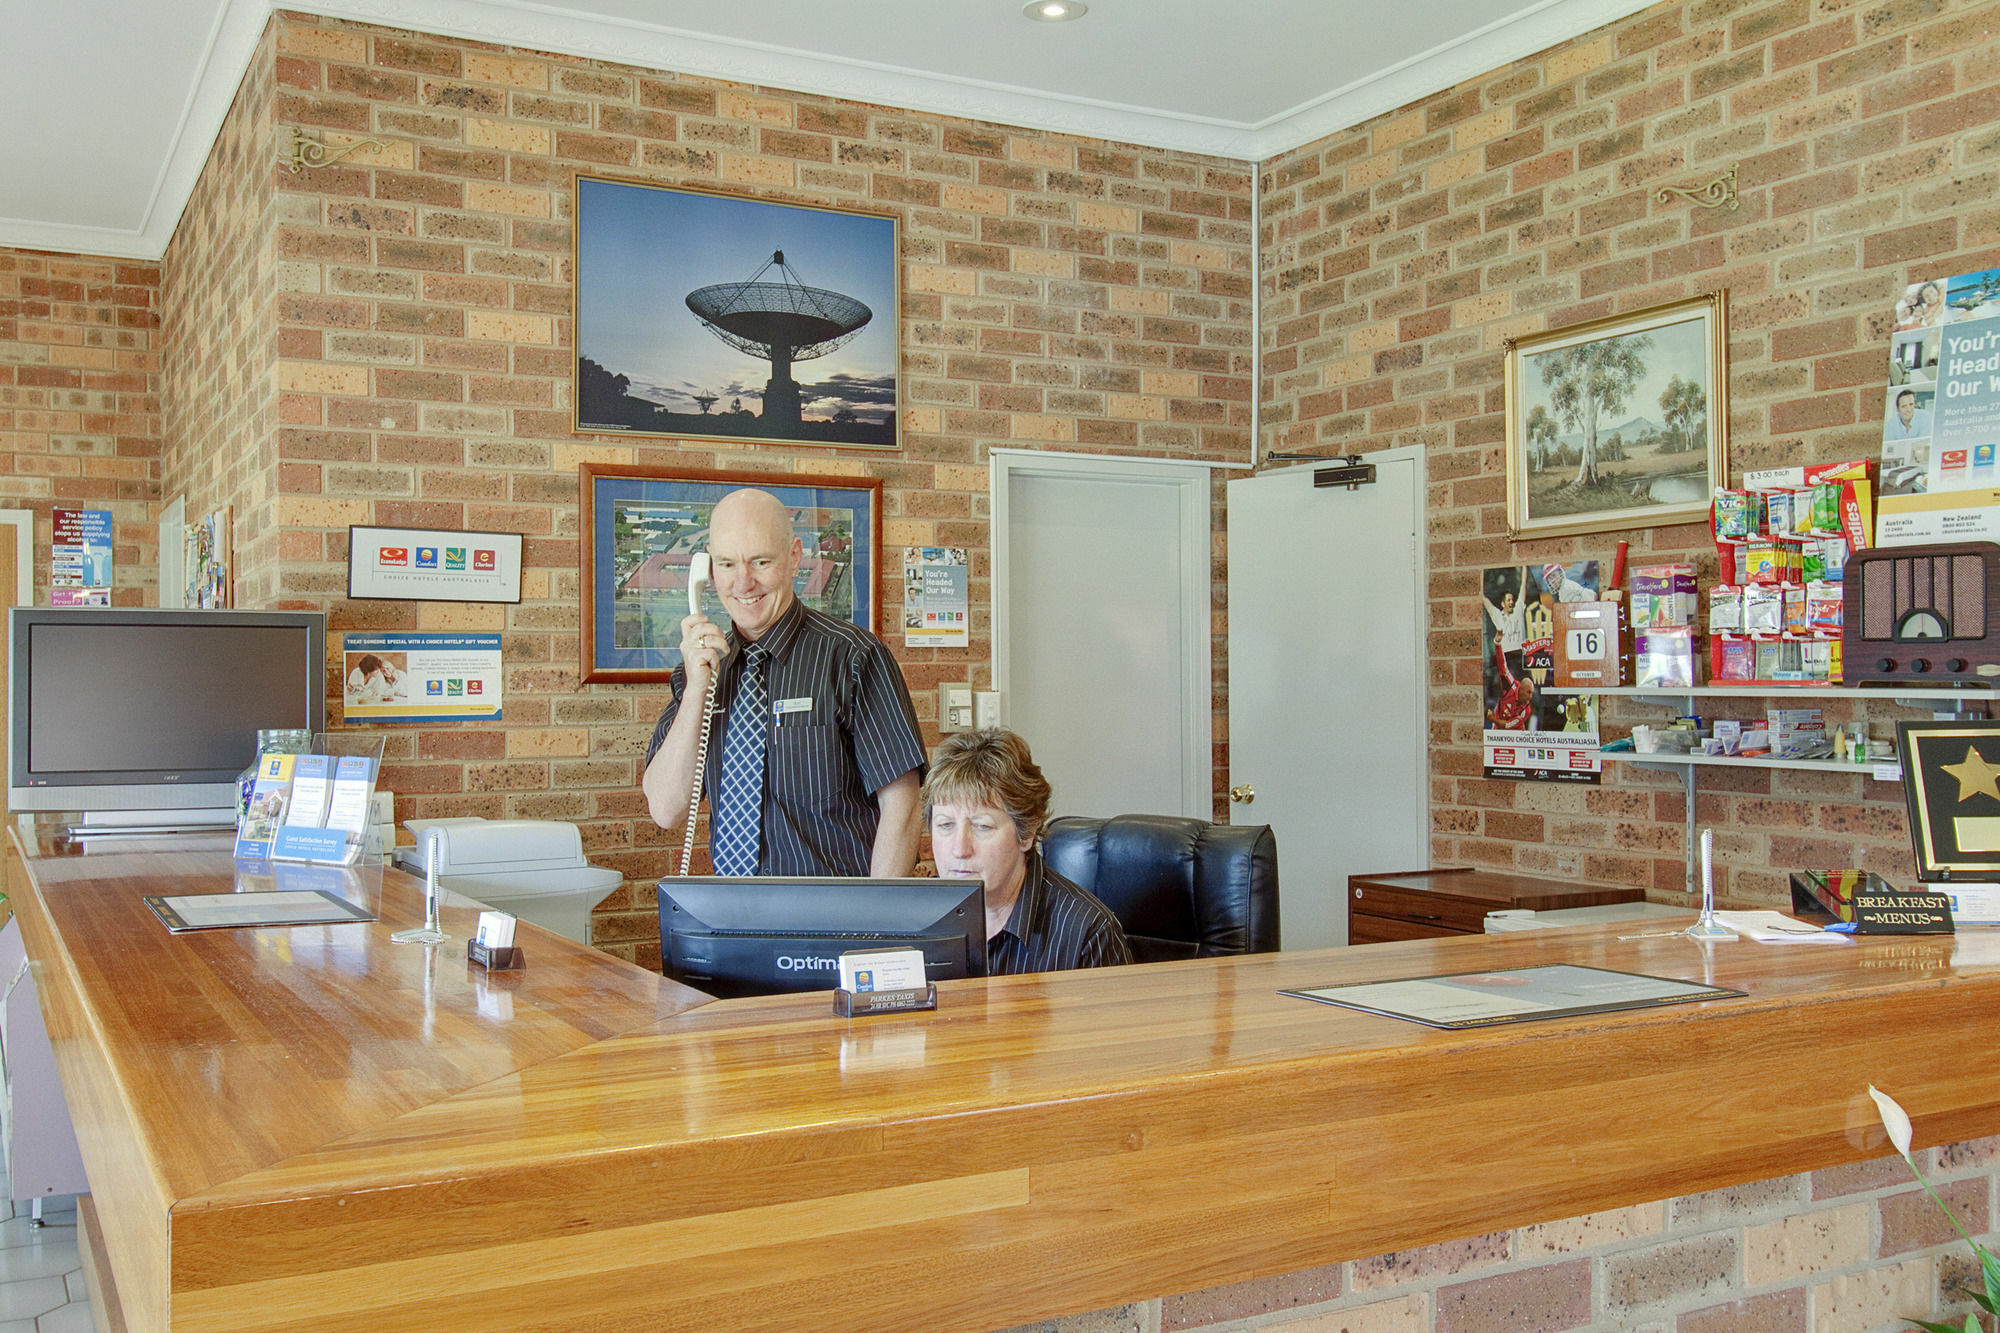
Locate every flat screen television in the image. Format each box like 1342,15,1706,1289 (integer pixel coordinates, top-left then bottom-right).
9,607,327,831
657,876,987,998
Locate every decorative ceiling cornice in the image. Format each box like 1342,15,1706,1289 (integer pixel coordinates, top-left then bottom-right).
3,0,1661,261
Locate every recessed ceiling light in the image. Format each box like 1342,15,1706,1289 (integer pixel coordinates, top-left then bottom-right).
1023,0,1087,20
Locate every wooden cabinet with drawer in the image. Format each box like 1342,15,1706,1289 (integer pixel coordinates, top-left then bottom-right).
1348,868,1646,944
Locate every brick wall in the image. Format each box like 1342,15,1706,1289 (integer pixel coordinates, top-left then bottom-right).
1012,1134,1999,1333
187,12,1254,961
0,248,162,602
1260,0,2000,905
161,23,279,607
21,0,1996,929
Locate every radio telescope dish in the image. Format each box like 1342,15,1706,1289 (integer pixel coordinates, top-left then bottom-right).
686,250,872,431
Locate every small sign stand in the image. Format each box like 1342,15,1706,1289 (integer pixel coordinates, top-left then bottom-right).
465,910,523,969
467,940,526,970
833,985,936,1017
832,947,936,1016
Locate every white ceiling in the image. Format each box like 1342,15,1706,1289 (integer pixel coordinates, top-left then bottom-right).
0,0,1656,261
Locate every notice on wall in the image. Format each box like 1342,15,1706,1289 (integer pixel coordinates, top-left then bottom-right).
347,525,523,603
1876,486,2000,547
1932,269,2000,484
341,632,502,723
50,508,112,606
1879,268,2000,542
1480,560,1602,784
903,547,969,648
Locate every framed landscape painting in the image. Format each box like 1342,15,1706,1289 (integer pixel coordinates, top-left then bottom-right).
578,464,882,685
573,175,900,450
1503,291,1729,540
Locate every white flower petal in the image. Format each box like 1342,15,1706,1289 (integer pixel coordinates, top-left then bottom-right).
1869,1084,1914,1156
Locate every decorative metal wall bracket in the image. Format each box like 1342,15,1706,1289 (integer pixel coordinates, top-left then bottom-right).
1656,162,1739,211
288,127,386,173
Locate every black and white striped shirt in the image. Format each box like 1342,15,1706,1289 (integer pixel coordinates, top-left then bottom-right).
987,851,1134,976
646,597,926,877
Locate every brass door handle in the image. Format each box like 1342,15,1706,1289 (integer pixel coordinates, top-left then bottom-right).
1229,783,1254,804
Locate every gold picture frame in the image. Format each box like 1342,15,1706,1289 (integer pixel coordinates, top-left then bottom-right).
1503,291,1728,540
578,464,883,685
573,175,901,451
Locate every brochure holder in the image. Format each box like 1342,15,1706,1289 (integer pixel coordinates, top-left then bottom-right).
235,735,386,867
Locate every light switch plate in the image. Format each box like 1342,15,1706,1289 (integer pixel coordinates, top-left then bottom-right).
938,683,974,733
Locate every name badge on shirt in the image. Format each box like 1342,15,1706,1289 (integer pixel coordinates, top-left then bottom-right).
774,696,814,716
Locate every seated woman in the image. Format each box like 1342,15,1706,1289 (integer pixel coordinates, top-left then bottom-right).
924,729,1132,975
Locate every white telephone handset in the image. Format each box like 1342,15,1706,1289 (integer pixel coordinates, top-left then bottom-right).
687,551,712,617
677,552,719,875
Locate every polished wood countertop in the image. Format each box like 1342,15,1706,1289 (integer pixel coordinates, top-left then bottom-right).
11,826,2000,1333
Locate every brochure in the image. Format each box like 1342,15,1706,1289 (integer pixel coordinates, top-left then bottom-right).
287,754,333,829
233,752,298,860
272,753,380,865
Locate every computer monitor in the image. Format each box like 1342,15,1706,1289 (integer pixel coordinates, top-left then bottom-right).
656,876,987,998
8,607,327,831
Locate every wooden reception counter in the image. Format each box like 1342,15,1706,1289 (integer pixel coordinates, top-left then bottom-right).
9,824,2000,1333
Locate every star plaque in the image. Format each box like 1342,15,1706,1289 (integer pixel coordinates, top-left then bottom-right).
1899,720,2000,881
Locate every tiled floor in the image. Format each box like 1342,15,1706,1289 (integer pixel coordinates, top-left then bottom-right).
0,1161,90,1333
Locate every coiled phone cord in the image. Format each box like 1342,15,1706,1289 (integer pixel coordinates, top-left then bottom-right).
677,674,720,875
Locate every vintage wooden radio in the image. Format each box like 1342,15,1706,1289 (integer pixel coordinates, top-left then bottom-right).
1842,542,2000,685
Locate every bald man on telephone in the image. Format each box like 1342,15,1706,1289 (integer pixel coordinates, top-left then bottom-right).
642,488,926,877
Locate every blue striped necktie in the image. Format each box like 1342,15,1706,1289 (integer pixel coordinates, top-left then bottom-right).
710,643,769,876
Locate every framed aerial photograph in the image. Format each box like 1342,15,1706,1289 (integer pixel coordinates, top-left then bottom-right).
573,175,900,450
1503,291,1729,540
578,464,882,685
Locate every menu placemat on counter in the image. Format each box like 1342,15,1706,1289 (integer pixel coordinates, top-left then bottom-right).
1282,963,1742,1030
145,889,376,933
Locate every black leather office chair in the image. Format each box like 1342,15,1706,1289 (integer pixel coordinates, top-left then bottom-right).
1041,814,1279,964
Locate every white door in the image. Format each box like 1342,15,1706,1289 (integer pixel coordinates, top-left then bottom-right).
994,452,1212,819
1228,452,1427,950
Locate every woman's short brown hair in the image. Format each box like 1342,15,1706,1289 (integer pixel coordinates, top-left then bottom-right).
922,728,1052,844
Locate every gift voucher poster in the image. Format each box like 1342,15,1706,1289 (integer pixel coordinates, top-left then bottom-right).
1480,560,1602,784
341,632,502,723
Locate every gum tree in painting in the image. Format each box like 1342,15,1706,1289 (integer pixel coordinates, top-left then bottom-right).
1539,334,1651,489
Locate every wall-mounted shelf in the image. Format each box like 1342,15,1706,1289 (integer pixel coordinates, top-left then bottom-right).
1601,752,1899,778
1593,683,1945,897
1598,684,1995,706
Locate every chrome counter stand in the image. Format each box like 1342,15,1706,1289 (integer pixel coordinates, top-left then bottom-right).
1685,827,1735,940
391,829,447,945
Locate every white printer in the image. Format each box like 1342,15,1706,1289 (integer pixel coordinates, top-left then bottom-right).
395,818,622,946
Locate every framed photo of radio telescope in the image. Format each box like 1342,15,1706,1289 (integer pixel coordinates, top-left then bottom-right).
574,175,900,451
